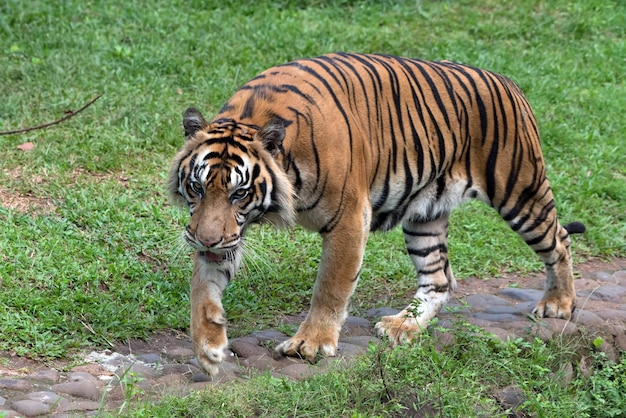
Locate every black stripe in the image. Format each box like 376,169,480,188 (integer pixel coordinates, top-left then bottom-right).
402,228,440,237
283,59,356,171
417,283,449,293
407,243,448,257
418,266,444,275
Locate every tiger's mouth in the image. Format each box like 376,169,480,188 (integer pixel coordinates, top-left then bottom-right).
200,250,227,263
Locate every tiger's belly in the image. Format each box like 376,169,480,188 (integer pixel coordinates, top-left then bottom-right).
369,177,483,231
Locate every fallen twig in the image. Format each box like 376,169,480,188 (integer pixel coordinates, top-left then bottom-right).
0,94,102,136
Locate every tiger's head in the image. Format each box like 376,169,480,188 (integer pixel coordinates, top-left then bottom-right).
167,108,294,263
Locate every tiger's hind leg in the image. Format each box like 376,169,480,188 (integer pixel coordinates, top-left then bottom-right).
503,188,585,320
375,215,456,344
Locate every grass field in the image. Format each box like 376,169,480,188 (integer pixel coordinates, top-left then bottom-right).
1,0,625,415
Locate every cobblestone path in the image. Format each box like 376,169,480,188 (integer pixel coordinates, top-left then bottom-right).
1,258,625,417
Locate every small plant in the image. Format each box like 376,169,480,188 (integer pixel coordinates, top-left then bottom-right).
118,369,146,415
575,351,626,417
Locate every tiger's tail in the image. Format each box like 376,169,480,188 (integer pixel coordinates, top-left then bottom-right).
563,222,586,235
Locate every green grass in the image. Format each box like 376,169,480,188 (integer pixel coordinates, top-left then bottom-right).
119,323,626,417
1,0,625,414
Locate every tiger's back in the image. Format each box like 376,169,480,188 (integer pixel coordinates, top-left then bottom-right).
214,53,547,236
169,53,584,375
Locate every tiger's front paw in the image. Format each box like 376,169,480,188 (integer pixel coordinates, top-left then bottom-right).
533,292,575,320
275,325,338,363
191,304,228,376
375,312,426,345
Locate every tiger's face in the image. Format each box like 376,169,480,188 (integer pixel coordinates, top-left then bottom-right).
168,108,295,263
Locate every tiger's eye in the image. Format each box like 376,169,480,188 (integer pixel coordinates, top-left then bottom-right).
231,188,249,201
190,181,203,194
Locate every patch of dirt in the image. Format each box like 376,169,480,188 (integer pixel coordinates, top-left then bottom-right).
0,186,57,215
0,167,56,215
68,167,130,188
0,166,132,216
112,329,192,356
0,352,71,377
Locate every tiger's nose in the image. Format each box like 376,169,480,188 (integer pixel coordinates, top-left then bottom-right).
198,236,221,248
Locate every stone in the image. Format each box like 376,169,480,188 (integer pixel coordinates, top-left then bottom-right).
239,354,281,371
24,369,61,384
341,316,373,336
575,278,607,292
250,329,289,342
527,323,553,341
482,326,521,342
345,316,371,328
499,288,543,302
153,374,190,396
92,352,133,371
273,355,303,369
463,294,511,309
495,385,525,412
27,391,63,405
114,362,159,381
539,318,579,336
102,384,125,402
154,373,189,387
191,373,212,382
161,363,199,376
365,307,401,318
51,381,101,401
580,285,626,303
163,347,195,360
589,271,618,283
229,336,260,346
571,310,607,327
136,353,163,364
336,342,367,361
597,340,617,362
483,305,526,315
191,368,237,384
441,302,471,314
594,309,626,321
614,332,626,351
578,356,592,378
278,363,319,380
230,339,270,359
339,336,379,347
68,371,100,385
487,301,535,315
54,400,100,414
431,327,456,347
70,364,112,377
473,313,524,323
614,270,626,284
216,361,241,375
11,399,51,417
0,379,32,391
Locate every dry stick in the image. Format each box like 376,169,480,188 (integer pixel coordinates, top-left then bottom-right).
0,94,102,136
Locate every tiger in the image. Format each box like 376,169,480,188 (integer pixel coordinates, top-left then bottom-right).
167,52,586,376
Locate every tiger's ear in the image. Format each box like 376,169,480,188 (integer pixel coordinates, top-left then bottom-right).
257,117,285,156
183,107,209,138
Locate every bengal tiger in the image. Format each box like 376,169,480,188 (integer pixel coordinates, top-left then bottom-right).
167,52,585,375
